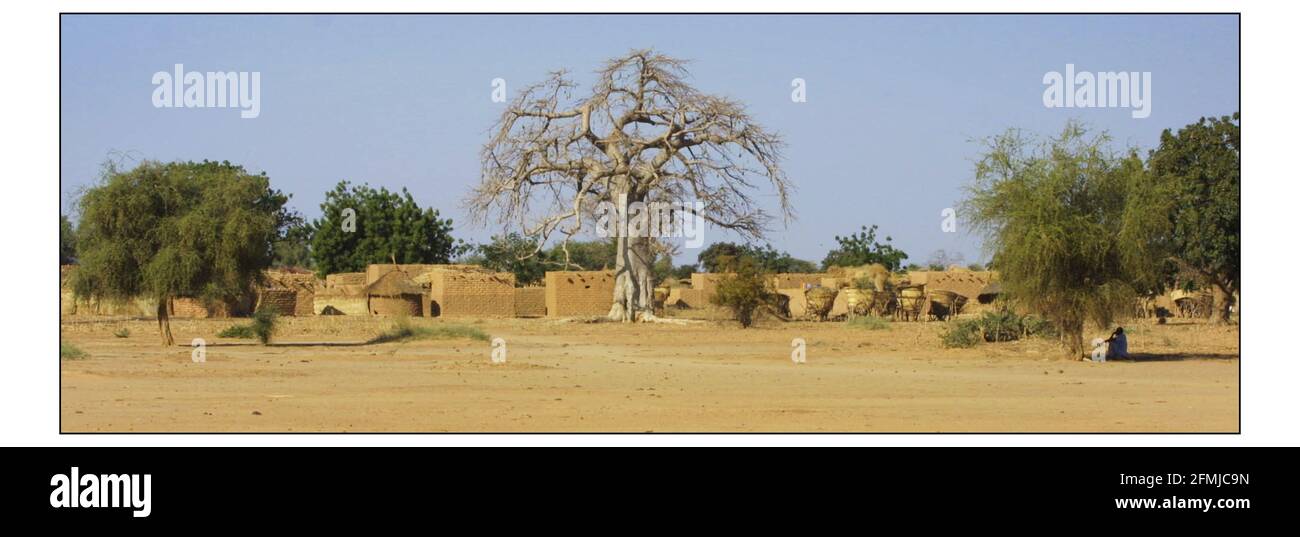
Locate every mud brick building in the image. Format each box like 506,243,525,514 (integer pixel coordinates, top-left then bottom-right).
545,271,615,317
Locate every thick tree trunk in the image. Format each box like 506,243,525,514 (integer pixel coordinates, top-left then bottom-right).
157,299,175,347
1210,282,1234,325
607,190,656,322
608,234,656,322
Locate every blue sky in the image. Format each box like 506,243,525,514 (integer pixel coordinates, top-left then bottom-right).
60,14,1238,266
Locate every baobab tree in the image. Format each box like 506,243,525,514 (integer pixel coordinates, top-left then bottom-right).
468,50,794,321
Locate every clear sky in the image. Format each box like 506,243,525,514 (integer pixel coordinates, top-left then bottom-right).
60,14,1238,266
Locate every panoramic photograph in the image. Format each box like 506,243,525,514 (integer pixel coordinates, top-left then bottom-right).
57,14,1239,433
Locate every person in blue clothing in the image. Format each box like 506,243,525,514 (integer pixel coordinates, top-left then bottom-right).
1106,327,1128,359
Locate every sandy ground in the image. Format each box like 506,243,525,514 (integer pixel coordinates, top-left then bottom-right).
59,314,1239,432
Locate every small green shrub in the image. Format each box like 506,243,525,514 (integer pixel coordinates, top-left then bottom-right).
940,321,981,348
218,324,256,339
1021,314,1058,338
112,328,131,338
976,310,1022,342
847,315,889,330
60,342,88,360
710,258,781,328
251,310,278,344
940,310,1057,348
367,316,489,344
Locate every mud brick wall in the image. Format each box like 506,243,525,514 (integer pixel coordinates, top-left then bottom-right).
365,264,453,285
316,271,368,315
667,288,714,309
313,292,369,316
907,271,934,286
514,287,547,317
545,271,615,317
689,273,734,296
771,273,825,289
256,288,299,316
325,272,366,288
293,289,315,316
428,269,516,317
926,271,994,301
170,298,233,319
776,289,809,318
369,295,423,316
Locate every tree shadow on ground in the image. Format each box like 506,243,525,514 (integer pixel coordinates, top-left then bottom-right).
1110,352,1239,362
178,341,371,348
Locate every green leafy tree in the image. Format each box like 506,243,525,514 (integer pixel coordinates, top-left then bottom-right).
962,123,1154,357
697,242,745,273
1147,113,1240,323
72,160,289,346
60,214,77,264
272,218,315,269
820,225,909,271
710,257,782,328
548,239,617,271
750,244,818,273
311,181,464,277
669,263,698,281
698,242,815,273
462,236,620,285
477,233,550,286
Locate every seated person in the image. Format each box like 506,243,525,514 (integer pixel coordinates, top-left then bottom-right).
1106,327,1128,359
1089,327,1129,362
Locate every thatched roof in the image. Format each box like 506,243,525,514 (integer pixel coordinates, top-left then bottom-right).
978,281,1003,297
366,270,424,296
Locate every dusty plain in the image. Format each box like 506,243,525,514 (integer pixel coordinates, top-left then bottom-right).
60,314,1239,432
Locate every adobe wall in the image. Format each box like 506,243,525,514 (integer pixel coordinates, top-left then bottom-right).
325,272,366,288
689,273,732,296
313,291,369,316
545,271,615,317
926,271,995,300
776,288,808,318
369,295,423,316
365,264,455,285
170,298,234,319
262,271,320,316
293,289,315,316
427,268,516,317
907,271,934,286
256,289,299,316
314,271,368,315
514,287,547,317
771,273,824,289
